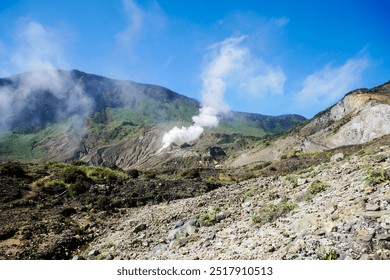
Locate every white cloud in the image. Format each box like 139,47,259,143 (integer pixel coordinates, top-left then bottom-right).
202,36,286,103
11,20,67,72
296,56,370,108
116,0,144,47
273,16,290,27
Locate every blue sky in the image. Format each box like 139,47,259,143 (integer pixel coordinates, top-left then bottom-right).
0,0,389,117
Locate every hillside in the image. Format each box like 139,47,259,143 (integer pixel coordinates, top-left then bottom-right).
227,81,390,167
0,72,389,260
0,69,305,165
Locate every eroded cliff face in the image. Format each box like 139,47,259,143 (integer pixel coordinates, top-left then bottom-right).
227,84,390,167
301,93,390,150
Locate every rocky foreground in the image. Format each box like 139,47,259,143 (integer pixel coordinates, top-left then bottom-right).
85,136,390,260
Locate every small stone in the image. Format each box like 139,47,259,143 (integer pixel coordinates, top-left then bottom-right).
242,201,251,208
357,230,374,242
331,153,344,162
297,178,307,186
377,234,390,241
215,211,231,222
360,254,370,260
88,249,100,257
133,223,147,233
366,204,380,211
205,232,216,241
174,220,185,229
72,255,85,260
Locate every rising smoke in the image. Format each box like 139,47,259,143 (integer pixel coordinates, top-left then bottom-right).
0,21,94,131
160,36,249,150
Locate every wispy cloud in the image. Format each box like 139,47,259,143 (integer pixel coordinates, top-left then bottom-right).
11,20,67,72
203,36,286,102
116,0,144,48
0,20,94,133
296,55,370,109
273,16,290,27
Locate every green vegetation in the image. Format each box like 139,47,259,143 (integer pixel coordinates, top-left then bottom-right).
126,169,140,179
0,161,26,177
252,200,297,225
296,180,330,201
322,249,339,260
365,168,388,185
308,181,330,194
142,170,157,179
241,185,263,200
179,168,200,179
196,209,218,227
32,161,128,197
0,120,71,162
332,115,352,132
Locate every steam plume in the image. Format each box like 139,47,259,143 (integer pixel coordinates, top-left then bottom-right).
160,36,247,150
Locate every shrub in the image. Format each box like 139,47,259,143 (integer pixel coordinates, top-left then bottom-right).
252,201,297,225
95,196,111,211
44,161,67,170
308,181,329,195
365,169,387,185
60,166,88,184
127,169,140,179
143,171,157,179
322,249,339,260
71,160,88,166
86,166,118,182
68,182,88,196
42,180,67,195
0,162,26,177
180,168,200,179
241,185,262,200
197,210,217,227
296,180,329,202
218,173,235,183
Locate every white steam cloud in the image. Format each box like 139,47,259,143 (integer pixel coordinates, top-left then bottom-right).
0,20,94,130
160,36,285,151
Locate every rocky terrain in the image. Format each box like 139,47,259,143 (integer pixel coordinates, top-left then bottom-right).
0,72,389,260
227,82,390,167
84,135,390,260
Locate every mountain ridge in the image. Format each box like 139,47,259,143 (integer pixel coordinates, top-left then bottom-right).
0,69,306,165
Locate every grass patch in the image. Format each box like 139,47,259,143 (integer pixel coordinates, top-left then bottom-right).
241,185,263,200
322,249,339,260
196,209,220,227
252,200,297,225
296,180,330,201
179,168,200,179
308,181,329,194
365,168,388,185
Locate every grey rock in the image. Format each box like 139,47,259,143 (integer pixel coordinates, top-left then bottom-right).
72,255,85,260
88,249,100,257
215,211,231,222
366,204,380,211
205,232,216,241
331,153,344,162
377,234,390,241
167,219,197,241
133,223,147,233
297,178,308,185
150,244,168,256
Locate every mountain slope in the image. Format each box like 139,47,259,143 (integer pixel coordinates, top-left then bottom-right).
227,81,390,167
83,134,390,260
0,69,305,165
